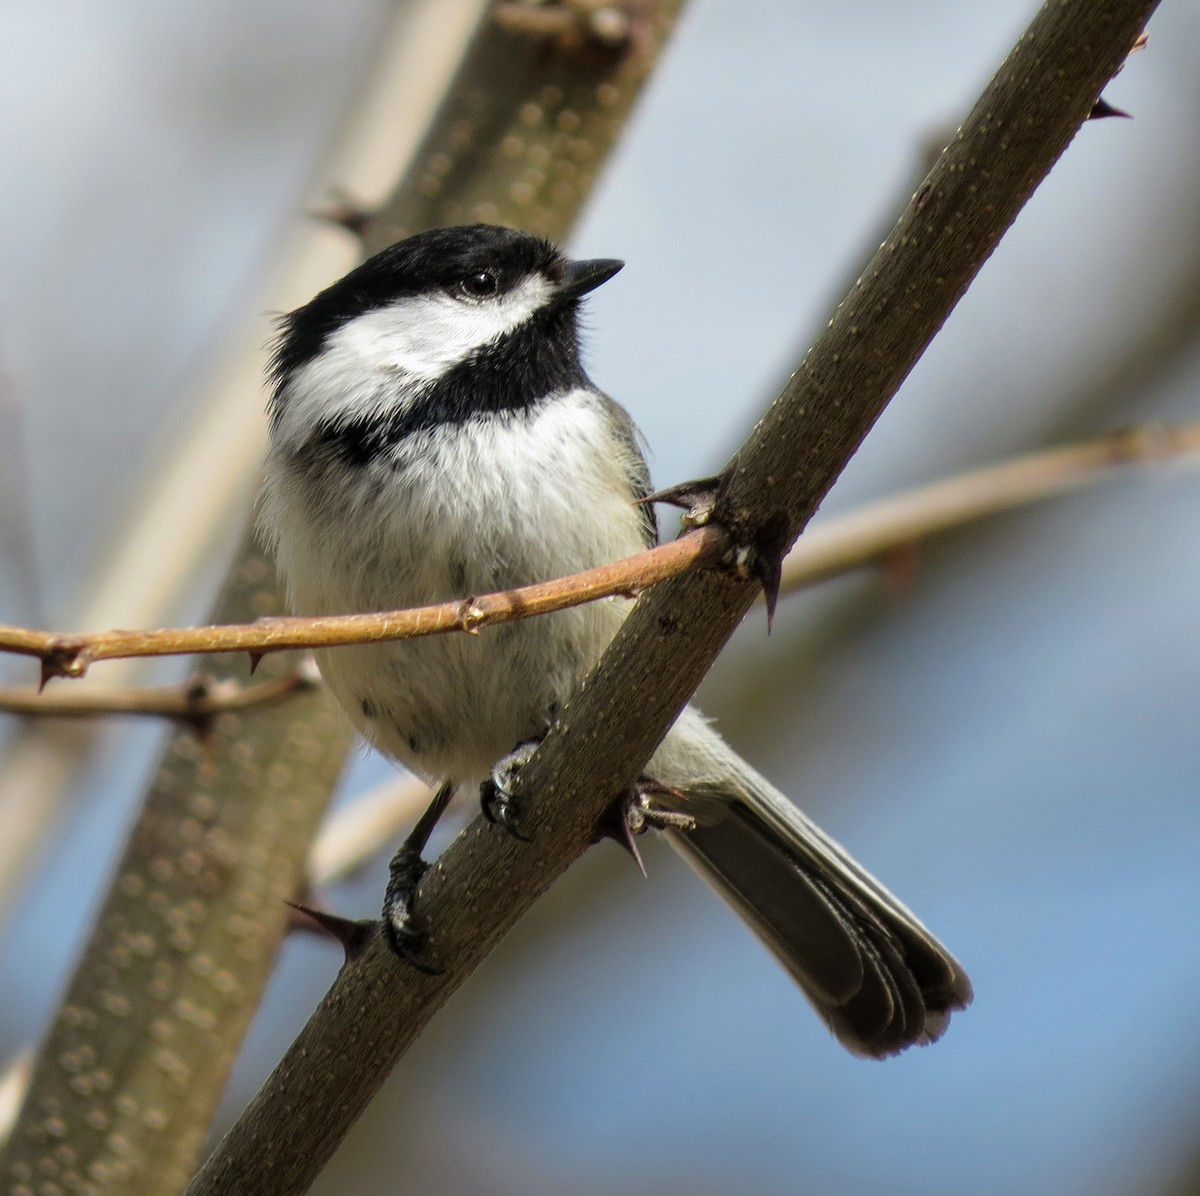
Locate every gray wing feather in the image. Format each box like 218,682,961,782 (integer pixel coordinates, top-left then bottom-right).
653,709,972,1058
599,394,658,548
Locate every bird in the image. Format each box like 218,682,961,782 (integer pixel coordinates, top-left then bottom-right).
258,223,972,1058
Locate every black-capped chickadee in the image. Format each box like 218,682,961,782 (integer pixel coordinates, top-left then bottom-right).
259,224,971,1058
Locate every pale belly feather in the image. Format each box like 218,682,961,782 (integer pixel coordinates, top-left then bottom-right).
264,390,648,785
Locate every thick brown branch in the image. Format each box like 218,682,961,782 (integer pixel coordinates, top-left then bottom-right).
183,4,1158,1195
0,5,693,1192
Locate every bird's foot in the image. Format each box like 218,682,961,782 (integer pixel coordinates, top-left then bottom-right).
597,779,702,875
381,843,440,973
480,739,540,841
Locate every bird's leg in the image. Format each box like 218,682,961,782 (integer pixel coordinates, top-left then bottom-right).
480,737,542,841
382,777,456,970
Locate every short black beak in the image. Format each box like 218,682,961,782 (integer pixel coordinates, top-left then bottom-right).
559,257,624,301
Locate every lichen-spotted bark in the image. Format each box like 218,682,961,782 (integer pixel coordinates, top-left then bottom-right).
362,0,689,253
1,534,353,1196
0,4,692,1192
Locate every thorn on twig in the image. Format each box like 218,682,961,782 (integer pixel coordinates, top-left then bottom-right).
247,651,264,676
179,674,218,741
285,901,375,961
39,644,88,691
456,599,487,635
1089,95,1132,121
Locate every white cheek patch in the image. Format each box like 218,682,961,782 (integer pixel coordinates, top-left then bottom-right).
333,273,553,382
273,273,555,451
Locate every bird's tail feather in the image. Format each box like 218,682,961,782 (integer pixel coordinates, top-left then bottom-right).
650,708,972,1058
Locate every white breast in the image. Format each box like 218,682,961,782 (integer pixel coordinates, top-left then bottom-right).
260,388,650,783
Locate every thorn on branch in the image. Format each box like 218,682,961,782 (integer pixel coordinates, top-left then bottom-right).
596,780,705,876
285,901,376,961
1087,31,1148,122
594,792,647,876
39,643,89,690
640,475,723,529
747,513,791,632
1088,95,1132,121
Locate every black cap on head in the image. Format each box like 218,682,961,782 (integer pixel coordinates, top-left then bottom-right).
270,225,568,396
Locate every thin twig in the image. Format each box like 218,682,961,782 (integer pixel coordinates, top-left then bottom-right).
0,527,729,679
0,666,318,723
3,421,1195,683
781,422,1200,590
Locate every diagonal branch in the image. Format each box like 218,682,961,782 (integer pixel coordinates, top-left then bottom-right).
183,3,1159,1194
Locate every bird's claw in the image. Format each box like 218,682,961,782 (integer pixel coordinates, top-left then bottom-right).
480,739,540,842
597,779,701,875
481,783,531,841
381,845,441,974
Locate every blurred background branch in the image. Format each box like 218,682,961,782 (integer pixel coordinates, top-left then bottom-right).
0,2,691,1193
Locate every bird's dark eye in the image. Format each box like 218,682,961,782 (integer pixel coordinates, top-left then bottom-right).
457,271,499,300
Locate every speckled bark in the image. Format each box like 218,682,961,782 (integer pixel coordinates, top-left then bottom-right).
1,5,692,1194
182,3,1159,1195
0,534,353,1196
